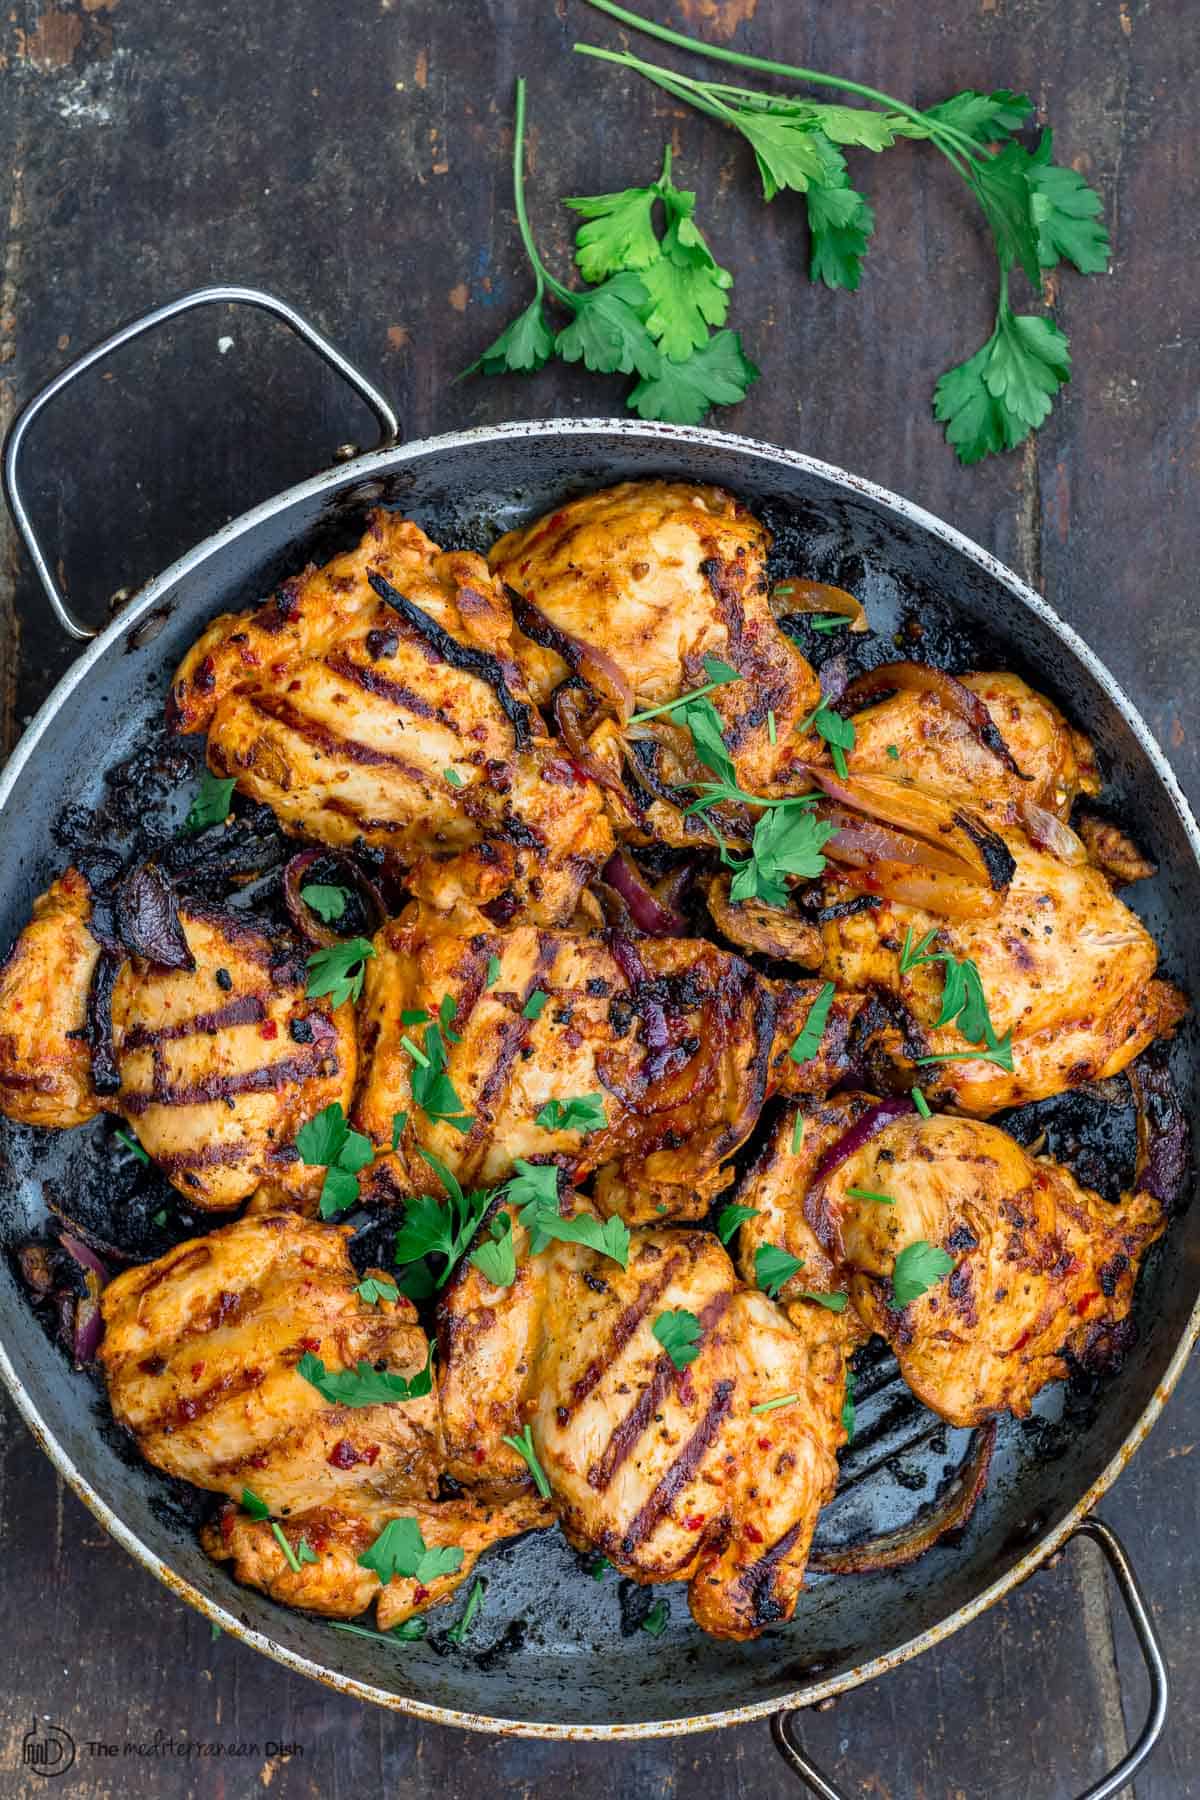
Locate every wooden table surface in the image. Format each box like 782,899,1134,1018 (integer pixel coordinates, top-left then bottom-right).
0,1,1196,1794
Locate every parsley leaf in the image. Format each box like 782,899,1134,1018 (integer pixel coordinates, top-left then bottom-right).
295,1102,375,1219
841,1368,856,1441
523,990,549,1022
406,1019,473,1133
800,1289,849,1312
113,1124,150,1165
900,929,1013,1070
465,294,555,376
935,297,1071,464
394,1151,494,1289
241,1487,270,1520
755,1243,805,1299
800,699,856,777
846,1187,896,1206
788,982,836,1065
641,1598,669,1638
715,1202,759,1245
912,88,1033,146
674,692,738,787
515,1183,631,1269
486,955,502,989
391,1110,408,1151
566,181,662,281
502,1423,552,1498
652,1308,703,1370
535,1094,608,1134
447,1576,486,1644
185,770,237,833
891,1240,956,1308
730,803,833,906
1027,132,1110,273
299,883,348,924
356,1276,399,1306
469,1211,518,1288
627,327,760,426
358,1515,465,1587
305,937,376,1008
297,1346,434,1407
555,271,663,378
639,170,733,359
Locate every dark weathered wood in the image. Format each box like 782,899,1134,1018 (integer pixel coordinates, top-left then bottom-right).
0,0,1197,1794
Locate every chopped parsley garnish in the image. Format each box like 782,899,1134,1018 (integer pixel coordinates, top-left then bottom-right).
294,1101,374,1218
515,1177,631,1269
885,744,901,760
444,767,466,788
911,1087,932,1119
788,982,836,1065
394,1151,494,1290
113,1124,150,1165
846,1186,896,1206
356,1276,399,1306
332,1617,427,1644
652,1308,703,1370
590,1555,612,1581
900,926,1014,1070
799,700,856,778
305,936,376,1008
750,1392,800,1416
641,1598,669,1638
184,769,236,832
842,1368,856,1441
715,1202,759,1245
791,1113,805,1155
296,1345,434,1407
358,1516,465,1586
799,1289,849,1312
391,1110,408,1151
486,955,502,988
401,1009,430,1026
523,989,550,1021
811,615,849,634
447,1577,486,1644
404,1012,474,1134
241,1487,270,1520
755,1243,805,1299
502,1423,552,1498
469,1211,518,1288
627,654,741,726
891,1240,956,1308
299,883,348,924
535,1093,608,1133
271,1523,318,1574
767,708,777,745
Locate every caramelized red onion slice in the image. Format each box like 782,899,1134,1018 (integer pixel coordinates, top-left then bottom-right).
552,684,638,811
803,765,1015,893
836,661,1030,780
59,1232,109,1366
821,808,977,880
808,1420,997,1574
770,579,869,633
506,584,633,722
115,862,195,970
811,1095,916,1190
1018,799,1089,865
602,852,688,936
282,851,385,948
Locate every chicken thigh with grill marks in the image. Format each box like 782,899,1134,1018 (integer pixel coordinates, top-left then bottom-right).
353,904,863,1223
0,873,355,1208
100,1212,551,1625
168,511,613,927
739,1092,1164,1427
437,1215,847,1638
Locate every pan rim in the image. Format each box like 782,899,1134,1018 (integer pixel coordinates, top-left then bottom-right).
2,413,1198,1737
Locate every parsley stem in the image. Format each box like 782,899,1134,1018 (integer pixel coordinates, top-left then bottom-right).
511,77,575,309
628,674,734,724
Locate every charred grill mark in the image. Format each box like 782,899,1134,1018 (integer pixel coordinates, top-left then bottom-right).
739,1519,805,1627
119,993,267,1051
587,1291,731,1493
172,903,291,969
121,1047,332,1116
151,1141,253,1175
324,649,458,731
710,974,776,1158
460,936,560,1166
245,692,431,785
143,1362,269,1436
570,1252,687,1419
620,1378,736,1553
368,571,533,752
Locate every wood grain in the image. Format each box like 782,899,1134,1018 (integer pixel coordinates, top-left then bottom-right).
0,0,1196,1794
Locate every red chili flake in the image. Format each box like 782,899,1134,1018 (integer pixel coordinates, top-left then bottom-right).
327,1439,362,1469
1076,1291,1100,1316
744,1524,764,1544
190,1362,205,1381
298,1336,321,1352
756,1437,771,1452
474,1448,487,1464
259,1019,279,1040
219,1506,236,1543
684,1514,706,1532
360,1444,380,1466
1012,1330,1032,1352
249,1452,269,1470
413,1585,429,1604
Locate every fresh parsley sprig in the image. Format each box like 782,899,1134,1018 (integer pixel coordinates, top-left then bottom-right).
296,1345,434,1407
465,79,758,425
900,927,1014,1071
305,937,376,1008
535,1093,608,1134
502,1423,553,1498
891,1239,956,1308
652,1308,703,1370
403,1002,474,1135
577,0,1110,463
394,1151,495,1292
184,769,236,833
358,1516,464,1586
755,1243,805,1298
295,1102,375,1219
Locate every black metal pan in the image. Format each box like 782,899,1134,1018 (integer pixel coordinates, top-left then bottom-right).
2,286,1196,1797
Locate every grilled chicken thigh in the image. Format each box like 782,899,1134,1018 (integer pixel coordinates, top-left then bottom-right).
490,480,821,799
438,1219,846,1638
0,868,102,1127
168,512,613,926
354,904,860,1222
820,830,1185,1113
749,1094,1164,1426
0,871,355,1208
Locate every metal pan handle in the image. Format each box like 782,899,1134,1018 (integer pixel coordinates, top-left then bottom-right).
772,1517,1168,1800
1,284,401,642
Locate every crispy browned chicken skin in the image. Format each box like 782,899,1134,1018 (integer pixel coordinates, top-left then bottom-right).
438,1215,846,1638
742,1094,1164,1427
0,874,355,1208
354,903,861,1222
168,511,613,926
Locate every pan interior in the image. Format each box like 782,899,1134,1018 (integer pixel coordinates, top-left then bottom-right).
0,424,1195,1730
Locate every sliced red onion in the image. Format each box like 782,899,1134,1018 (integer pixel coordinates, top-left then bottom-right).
1019,799,1089,864
282,850,386,948
836,662,1029,779
770,578,868,633
115,862,195,970
811,1096,916,1190
59,1232,110,1285
552,684,636,810
59,1233,109,1367
809,1420,997,1574
507,585,633,721
602,851,687,936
